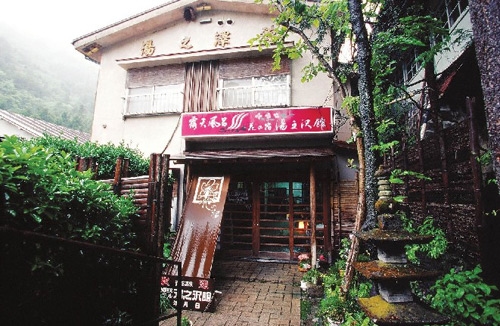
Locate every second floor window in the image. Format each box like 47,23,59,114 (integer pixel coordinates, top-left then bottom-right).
125,84,184,115
404,48,423,83
439,0,469,31
217,74,290,109
123,56,291,116
124,64,184,117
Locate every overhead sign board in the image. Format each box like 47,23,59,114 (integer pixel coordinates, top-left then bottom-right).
181,107,332,137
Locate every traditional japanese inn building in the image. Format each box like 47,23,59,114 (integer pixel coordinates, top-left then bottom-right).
72,0,359,263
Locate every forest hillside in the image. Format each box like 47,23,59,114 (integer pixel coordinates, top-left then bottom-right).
0,23,98,132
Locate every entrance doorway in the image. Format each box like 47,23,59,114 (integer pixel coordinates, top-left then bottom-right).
220,176,328,260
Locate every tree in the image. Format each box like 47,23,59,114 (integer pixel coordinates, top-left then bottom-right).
250,0,381,294
250,0,378,251
469,1,500,194
347,0,378,231
251,0,466,291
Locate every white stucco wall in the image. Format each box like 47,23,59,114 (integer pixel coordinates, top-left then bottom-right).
88,8,347,157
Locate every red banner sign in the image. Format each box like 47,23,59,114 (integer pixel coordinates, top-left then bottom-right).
181,107,332,137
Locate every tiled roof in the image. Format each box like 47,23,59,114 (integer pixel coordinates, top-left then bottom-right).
0,109,90,143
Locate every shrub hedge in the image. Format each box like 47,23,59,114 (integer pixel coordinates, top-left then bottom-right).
0,136,150,325
28,135,150,179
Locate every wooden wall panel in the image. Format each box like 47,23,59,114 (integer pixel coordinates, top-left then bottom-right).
390,120,481,265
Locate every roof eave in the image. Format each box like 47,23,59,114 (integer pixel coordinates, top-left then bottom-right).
72,0,274,63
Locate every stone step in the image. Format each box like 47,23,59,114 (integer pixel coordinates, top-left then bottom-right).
353,261,441,281
355,229,434,245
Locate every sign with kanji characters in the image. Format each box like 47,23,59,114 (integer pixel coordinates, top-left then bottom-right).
161,275,215,312
181,107,332,137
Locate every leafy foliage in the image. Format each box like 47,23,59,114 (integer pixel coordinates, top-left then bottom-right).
249,0,352,88
318,238,373,325
27,135,150,179
427,265,500,325
0,135,149,324
302,267,322,284
400,214,448,264
1,134,140,247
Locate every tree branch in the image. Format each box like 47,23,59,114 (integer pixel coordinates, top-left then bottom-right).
283,22,347,98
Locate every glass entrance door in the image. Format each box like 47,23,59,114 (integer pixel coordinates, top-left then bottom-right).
258,182,291,256
221,178,326,259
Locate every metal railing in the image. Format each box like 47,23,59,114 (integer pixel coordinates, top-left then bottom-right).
1,226,183,326
218,84,290,110
125,91,183,116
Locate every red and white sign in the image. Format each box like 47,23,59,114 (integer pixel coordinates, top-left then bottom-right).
181,107,332,137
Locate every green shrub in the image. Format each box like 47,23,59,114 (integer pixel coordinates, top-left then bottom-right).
0,136,146,324
303,267,322,284
400,214,448,264
428,265,500,325
300,298,312,322
28,135,149,179
319,249,373,326
1,136,139,248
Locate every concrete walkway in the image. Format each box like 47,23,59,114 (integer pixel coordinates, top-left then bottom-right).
159,258,303,326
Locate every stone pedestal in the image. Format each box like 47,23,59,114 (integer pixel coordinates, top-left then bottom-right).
354,228,448,324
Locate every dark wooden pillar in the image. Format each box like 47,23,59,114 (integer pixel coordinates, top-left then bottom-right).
144,153,171,323
252,181,260,257
310,163,317,266
466,97,484,234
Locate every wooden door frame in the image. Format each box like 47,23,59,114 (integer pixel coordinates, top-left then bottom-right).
248,176,330,259
252,181,260,256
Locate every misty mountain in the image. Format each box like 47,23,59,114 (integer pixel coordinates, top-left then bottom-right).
0,23,98,132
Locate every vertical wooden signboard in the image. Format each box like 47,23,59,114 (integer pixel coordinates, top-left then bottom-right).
164,175,230,311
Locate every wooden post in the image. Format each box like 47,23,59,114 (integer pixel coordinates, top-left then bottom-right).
144,153,171,323
310,163,317,267
76,157,98,178
288,181,294,260
466,97,484,230
113,157,123,195
252,181,260,257
156,155,170,257
323,178,331,253
123,158,130,178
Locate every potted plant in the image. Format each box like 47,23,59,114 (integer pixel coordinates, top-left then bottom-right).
302,268,322,285
298,253,311,272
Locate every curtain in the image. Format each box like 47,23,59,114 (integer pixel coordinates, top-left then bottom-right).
184,61,219,112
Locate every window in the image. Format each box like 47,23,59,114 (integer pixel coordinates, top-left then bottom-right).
438,0,469,31
124,64,184,117
184,61,219,112
403,48,422,83
123,56,290,115
217,74,290,109
125,84,184,115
